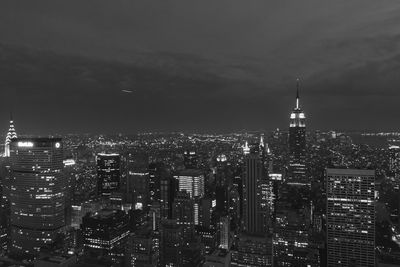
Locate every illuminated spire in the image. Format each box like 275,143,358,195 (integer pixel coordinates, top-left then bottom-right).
266,143,271,155
290,79,306,128
260,134,265,148
243,141,250,155
296,78,300,109
4,113,17,157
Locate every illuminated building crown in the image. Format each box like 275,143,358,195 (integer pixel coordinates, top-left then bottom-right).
289,79,306,128
4,114,17,157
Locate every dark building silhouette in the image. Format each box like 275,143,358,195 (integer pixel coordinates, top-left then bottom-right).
183,150,198,169
96,153,121,197
160,219,183,266
215,154,230,214
288,80,307,186
148,162,167,203
126,226,159,267
273,184,318,266
160,174,177,220
243,151,267,235
126,153,149,209
9,138,65,256
172,191,195,241
231,233,273,266
82,209,129,265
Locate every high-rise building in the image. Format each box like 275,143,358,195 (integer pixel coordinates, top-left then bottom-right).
231,233,273,267
148,162,167,203
197,226,218,255
4,115,17,157
126,153,149,209
149,202,161,231
96,153,121,197
215,155,231,214
82,209,129,265
172,191,195,241
243,152,267,235
326,168,375,267
160,219,183,266
273,187,318,267
204,249,231,267
219,215,230,250
288,80,307,186
160,176,171,219
388,145,400,178
126,226,159,267
175,169,205,228
9,138,65,255
183,150,198,169
174,169,204,199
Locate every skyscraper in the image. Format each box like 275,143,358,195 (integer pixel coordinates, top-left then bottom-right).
82,209,129,265
172,191,195,240
9,138,65,255
326,168,375,267
126,226,159,267
288,80,307,186
4,115,17,157
126,153,149,209
160,219,183,266
231,234,273,267
243,152,267,235
96,153,121,197
174,169,205,228
174,169,205,199
219,215,230,250
183,150,198,169
388,145,400,178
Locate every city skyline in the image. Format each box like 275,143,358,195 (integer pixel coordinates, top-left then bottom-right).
1,1,400,266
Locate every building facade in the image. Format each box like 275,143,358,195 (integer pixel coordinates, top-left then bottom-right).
96,153,121,197
326,168,375,267
9,138,65,255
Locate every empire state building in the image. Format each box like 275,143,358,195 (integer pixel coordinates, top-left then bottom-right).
288,80,307,186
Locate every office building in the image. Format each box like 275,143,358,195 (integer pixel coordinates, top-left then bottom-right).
183,150,198,169
160,219,183,267
96,153,121,197
243,152,267,235
288,80,307,186
231,233,273,267
172,191,195,241
326,168,375,267
126,153,149,209
219,215,230,250
9,138,65,255
389,145,400,177
174,169,204,199
126,226,159,267
81,209,129,265
204,249,231,267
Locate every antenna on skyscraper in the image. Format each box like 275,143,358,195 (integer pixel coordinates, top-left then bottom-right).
296,78,300,109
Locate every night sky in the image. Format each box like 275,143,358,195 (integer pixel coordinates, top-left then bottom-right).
1,0,400,134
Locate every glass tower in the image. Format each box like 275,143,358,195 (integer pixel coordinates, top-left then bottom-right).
9,138,65,255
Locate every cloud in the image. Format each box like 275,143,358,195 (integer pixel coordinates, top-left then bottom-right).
2,1,400,132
